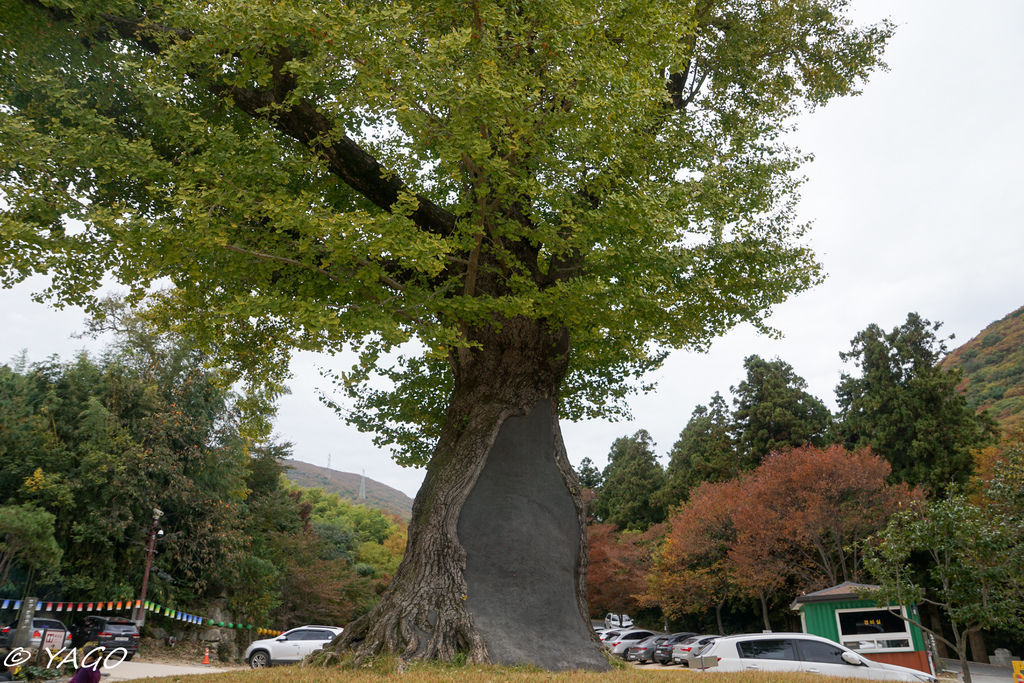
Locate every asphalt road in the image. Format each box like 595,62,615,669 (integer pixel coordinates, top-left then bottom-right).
98,660,244,680
938,658,1014,683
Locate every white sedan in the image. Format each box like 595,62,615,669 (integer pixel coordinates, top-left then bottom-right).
693,633,936,682
244,625,343,667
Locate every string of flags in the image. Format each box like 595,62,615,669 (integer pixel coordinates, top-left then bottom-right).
0,598,283,637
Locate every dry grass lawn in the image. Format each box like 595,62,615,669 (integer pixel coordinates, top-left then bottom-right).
135,662,880,683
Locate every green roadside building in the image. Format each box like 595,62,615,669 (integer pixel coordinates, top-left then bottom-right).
791,582,933,676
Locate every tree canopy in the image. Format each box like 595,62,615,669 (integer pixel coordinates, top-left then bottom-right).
1,0,892,460
646,445,917,632
0,503,62,591
585,523,648,619
864,489,1024,683
0,314,406,628
659,391,737,506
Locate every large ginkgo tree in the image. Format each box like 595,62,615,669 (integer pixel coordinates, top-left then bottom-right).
0,0,891,670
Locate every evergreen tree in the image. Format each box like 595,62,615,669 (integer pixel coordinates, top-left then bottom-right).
836,313,997,495
576,457,603,490
732,355,833,466
659,392,737,507
592,430,666,530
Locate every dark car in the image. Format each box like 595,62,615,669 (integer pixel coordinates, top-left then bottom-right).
650,631,698,665
71,615,140,659
625,634,671,664
0,617,72,649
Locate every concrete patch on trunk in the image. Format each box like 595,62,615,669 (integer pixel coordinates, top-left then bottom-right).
458,399,607,671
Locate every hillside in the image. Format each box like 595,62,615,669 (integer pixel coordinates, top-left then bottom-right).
283,459,414,520
942,305,1024,431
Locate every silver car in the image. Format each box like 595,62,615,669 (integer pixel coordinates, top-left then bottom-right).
605,629,659,658
244,625,343,668
0,617,72,650
603,612,633,629
672,634,720,665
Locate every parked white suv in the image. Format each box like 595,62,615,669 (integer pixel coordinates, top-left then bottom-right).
245,625,343,668
692,633,936,682
603,613,633,629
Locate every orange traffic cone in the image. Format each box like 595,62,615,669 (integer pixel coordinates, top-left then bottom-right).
201,647,210,665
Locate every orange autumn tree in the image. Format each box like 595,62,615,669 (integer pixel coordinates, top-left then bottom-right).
645,479,743,634
970,428,1024,506
648,445,918,631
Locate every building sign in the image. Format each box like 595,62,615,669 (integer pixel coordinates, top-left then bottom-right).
835,607,913,653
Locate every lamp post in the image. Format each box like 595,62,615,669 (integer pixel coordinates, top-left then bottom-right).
134,507,163,626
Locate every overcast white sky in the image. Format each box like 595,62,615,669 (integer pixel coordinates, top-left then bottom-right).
2,0,1022,499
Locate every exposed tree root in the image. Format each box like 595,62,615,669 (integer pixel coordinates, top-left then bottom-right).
338,584,488,666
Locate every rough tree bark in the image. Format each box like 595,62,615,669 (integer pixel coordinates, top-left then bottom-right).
328,317,609,671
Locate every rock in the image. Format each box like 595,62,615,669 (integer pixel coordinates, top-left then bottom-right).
990,648,1014,667
199,629,221,643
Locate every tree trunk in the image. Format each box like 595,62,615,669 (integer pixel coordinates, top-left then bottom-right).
759,590,772,632
924,604,949,658
968,629,988,664
960,647,973,683
328,318,608,671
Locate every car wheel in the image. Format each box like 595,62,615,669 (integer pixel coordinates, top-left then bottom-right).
248,650,271,668
124,652,135,661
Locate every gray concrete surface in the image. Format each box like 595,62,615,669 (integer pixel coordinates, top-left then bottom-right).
459,399,608,672
98,660,244,680
938,658,1014,683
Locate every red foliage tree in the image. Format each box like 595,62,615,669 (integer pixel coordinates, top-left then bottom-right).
647,445,919,630
739,445,919,591
586,523,649,618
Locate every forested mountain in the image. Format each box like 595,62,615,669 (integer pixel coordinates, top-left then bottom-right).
943,305,1024,431
283,460,413,520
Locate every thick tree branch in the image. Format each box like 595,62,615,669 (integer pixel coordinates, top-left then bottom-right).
225,70,456,238
29,2,457,240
